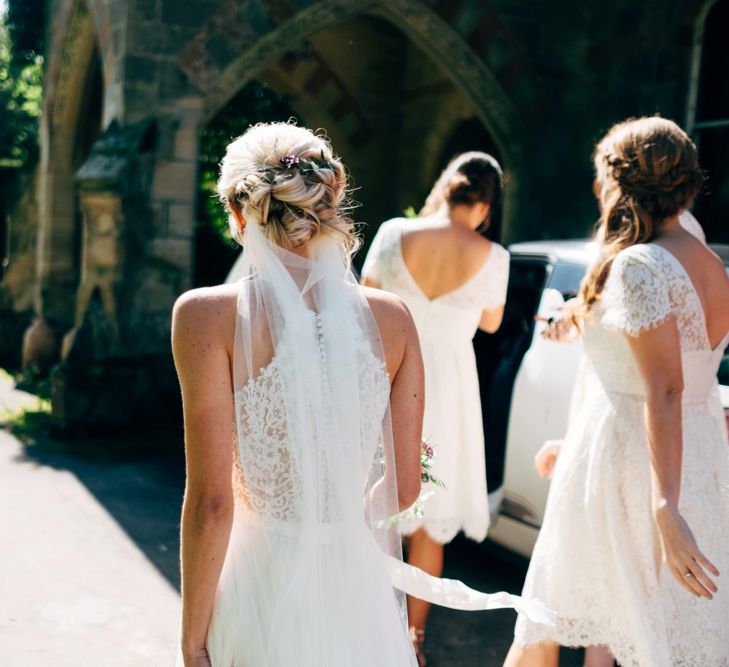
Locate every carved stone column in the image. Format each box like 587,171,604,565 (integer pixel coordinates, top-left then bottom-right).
61,192,124,359
51,120,169,431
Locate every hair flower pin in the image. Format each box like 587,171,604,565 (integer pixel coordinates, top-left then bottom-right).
275,151,335,176
279,155,301,169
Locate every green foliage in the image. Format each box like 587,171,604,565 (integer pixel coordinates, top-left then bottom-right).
0,367,52,442
0,397,52,441
0,7,43,168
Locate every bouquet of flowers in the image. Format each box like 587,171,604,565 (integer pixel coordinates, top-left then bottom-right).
419,439,444,489
380,439,444,527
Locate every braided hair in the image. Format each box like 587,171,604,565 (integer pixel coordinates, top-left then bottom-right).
576,117,703,317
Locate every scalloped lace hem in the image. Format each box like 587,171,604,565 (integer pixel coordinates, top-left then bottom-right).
516,618,657,667
399,516,488,545
515,618,729,667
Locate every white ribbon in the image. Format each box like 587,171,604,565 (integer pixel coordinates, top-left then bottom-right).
388,556,557,626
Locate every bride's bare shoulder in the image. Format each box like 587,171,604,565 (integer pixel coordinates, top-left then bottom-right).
361,285,418,343
360,286,422,382
172,283,239,350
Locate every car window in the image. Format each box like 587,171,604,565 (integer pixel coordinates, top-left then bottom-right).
719,353,729,387
546,262,586,300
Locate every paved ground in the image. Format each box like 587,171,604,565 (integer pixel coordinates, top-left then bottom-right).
0,374,582,666
0,374,181,666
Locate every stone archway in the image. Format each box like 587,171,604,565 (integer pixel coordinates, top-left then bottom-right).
685,0,729,242
26,0,105,366
176,0,532,243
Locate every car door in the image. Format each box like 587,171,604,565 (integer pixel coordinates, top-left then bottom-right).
487,260,586,556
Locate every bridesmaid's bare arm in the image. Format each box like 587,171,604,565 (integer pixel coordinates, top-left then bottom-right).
479,305,505,333
627,317,718,599
172,289,235,662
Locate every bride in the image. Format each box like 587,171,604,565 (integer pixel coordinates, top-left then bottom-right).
172,122,553,667
172,122,424,666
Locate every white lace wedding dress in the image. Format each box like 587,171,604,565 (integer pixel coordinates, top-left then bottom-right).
362,218,510,543
515,242,729,666
203,314,418,667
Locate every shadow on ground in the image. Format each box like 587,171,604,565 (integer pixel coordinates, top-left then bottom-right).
423,536,584,666
9,425,185,590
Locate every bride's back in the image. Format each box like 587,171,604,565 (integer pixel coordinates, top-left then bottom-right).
173,123,424,666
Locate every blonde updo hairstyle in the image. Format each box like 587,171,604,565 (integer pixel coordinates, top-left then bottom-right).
217,122,357,253
577,116,703,316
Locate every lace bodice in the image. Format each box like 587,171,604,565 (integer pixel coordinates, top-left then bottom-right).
361,218,509,343
232,314,390,525
586,243,729,401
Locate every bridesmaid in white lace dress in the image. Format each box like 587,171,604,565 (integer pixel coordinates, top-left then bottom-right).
362,153,509,664
505,117,729,667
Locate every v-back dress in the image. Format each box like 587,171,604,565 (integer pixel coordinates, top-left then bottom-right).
514,242,729,666
361,217,510,543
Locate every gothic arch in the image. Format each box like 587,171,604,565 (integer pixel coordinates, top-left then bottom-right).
685,0,721,132
684,0,729,242
178,0,530,240
35,0,105,333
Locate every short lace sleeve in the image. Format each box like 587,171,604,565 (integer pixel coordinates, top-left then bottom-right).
480,243,510,311
601,246,672,337
360,219,401,283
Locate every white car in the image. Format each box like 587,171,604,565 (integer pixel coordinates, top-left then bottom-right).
482,241,729,558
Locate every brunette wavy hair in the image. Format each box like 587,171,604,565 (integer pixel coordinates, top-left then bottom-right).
576,116,703,317
420,151,503,234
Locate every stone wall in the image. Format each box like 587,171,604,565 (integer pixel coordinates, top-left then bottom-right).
0,0,719,429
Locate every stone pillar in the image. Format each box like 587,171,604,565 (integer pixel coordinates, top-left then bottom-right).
60,191,125,359
50,119,186,431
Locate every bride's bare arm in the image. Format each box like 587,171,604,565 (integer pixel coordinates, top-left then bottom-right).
172,289,236,662
366,289,424,510
627,317,719,598
390,307,425,510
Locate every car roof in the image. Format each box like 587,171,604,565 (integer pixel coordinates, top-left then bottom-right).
508,240,597,265
508,240,729,268
711,244,729,266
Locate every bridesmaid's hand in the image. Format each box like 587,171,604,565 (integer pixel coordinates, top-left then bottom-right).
536,298,579,342
183,646,212,667
654,505,719,599
536,315,575,342
534,440,562,479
